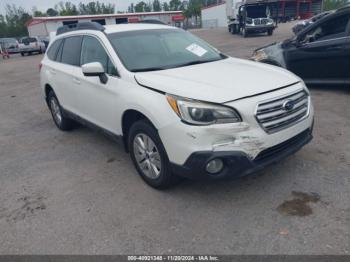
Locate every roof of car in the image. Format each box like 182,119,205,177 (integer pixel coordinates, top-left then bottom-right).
103,23,178,34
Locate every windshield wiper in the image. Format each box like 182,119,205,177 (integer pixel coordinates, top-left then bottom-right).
132,67,167,73
172,58,223,69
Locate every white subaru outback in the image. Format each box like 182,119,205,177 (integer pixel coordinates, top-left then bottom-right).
40,22,314,189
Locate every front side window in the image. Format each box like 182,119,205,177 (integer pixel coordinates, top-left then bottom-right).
80,36,117,75
301,14,350,43
61,36,83,66
108,29,225,72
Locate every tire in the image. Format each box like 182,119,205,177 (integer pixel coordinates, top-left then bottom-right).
268,29,273,36
20,52,24,56
231,25,237,34
242,27,247,38
47,90,75,131
39,48,43,54
128,119,178,189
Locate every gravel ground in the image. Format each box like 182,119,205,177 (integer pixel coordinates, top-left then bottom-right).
0,22,349,255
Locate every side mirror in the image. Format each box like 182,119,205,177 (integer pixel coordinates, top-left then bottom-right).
82,62,108,84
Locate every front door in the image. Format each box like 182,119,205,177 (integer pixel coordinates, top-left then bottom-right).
75,35,121,133
285,13,350,85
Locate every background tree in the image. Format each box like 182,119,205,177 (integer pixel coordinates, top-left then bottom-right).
134,1,152,12
153,0,162,11
323,0,349,10
32,7,47,17
163,2,170,11
169,0,182,11
128,3,135,13
0,15,8,37
46,8,59,16
79,1,115,15
3,4,32,37
55,1,79,16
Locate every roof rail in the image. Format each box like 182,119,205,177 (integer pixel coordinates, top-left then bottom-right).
137,19,166,25
56,22,105,36
336,4,350,12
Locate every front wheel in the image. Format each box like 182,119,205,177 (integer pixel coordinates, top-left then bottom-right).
128,119,178,189
267,29,273,36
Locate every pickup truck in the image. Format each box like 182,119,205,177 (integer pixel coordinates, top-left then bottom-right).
19,37,46,56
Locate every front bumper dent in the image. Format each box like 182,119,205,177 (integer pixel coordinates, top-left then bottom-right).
171,128,313,180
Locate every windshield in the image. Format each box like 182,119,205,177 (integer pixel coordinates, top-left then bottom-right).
108,29,225,72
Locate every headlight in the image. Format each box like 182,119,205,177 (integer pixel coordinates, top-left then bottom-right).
252,50,267,61
166,95,241,125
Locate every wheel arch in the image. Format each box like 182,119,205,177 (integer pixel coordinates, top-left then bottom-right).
44,84,54,104
121,109,158,152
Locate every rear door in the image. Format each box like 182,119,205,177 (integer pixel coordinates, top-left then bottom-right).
53,36,83,114
285,13,350,84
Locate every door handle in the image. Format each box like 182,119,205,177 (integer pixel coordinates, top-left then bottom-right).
73,77,81,85
50,69,56,75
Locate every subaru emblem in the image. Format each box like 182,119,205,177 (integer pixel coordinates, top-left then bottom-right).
283,99,295,111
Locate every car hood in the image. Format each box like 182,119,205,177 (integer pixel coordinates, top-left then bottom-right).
257,42,287,68
135,57,298,103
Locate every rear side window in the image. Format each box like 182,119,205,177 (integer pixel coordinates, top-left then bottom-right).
80,36,117,75
61,36,83,66
47,39,63,61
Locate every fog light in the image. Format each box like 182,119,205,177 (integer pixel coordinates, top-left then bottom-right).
206,158,224,174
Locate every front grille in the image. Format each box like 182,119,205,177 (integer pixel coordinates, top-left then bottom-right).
254,129,310,163
255,89,309,133
253,18,269,25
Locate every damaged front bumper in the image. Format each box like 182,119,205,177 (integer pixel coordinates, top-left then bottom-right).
171,127,313,180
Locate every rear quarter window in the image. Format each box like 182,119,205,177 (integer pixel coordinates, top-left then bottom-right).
61,36,83,66
47,39,63,61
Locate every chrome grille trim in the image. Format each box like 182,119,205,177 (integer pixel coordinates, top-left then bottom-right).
255,89,310,133
253,18,269,25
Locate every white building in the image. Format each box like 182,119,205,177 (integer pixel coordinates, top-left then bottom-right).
26,11,185,37
201,2,227,28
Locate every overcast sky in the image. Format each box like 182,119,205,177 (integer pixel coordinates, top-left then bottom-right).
0,0,158,15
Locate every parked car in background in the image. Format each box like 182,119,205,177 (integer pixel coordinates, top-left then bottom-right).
38,36,50,49
40,22,314,189
19,36,46,56
252,6,350,85
292,11,333,34
0,38,20,54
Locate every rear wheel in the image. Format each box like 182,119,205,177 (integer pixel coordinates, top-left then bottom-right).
128,119,178,189
242,27,247,38
47,91,75,131
267,29,273,36
21,52,24,56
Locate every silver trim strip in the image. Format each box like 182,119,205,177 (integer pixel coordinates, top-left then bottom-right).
255,88,310,134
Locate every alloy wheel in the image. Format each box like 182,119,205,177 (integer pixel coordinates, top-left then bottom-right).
50,97,62,125
133,133,162,179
